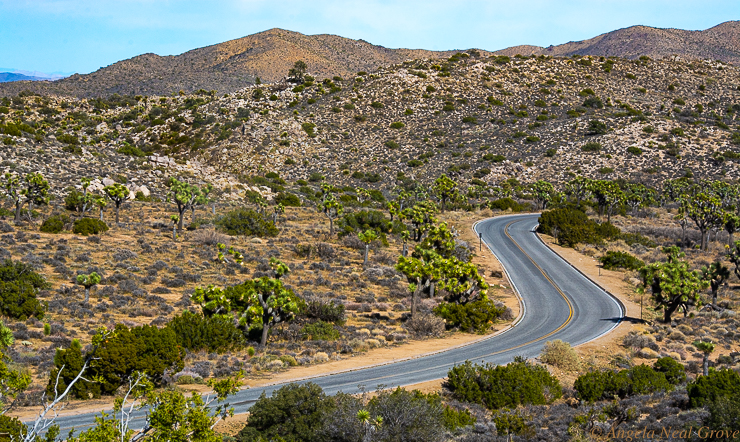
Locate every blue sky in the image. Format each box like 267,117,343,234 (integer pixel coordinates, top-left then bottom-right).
0,0,737,76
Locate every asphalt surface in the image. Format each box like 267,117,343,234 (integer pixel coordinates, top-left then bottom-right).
33,213,624,434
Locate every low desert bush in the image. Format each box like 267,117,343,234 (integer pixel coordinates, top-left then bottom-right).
540,340,580,371
73,218,108,236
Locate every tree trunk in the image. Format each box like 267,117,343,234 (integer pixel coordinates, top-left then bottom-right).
712,289,718,306
84,287,90,304
178,210,184,232
329,217,334,236
115,205,120,224
664,299,681,323
260,323,269,347
14,201,21,223
411,284,421,318
701,230,708,251
429,282,435,299
729,232,734,249
172,225,177,240
703,354,709,376
191,206,196,223
99,208,104,221
363,244,369,266
402,242,407,257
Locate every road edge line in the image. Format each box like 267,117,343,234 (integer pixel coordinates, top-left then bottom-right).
532,231,626,344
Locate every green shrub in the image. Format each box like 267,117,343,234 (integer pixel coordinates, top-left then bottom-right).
442,405,477,430
540,340,580,371
627,146,643,155
575,362,680,402
493,410,532,436
274,192,301,207
583,96,603,108
389,121,405,129
308,172,324,182
385,140,400,149
653,357,686,385
304,300,345,325
545,148,557,157
433,298,505,333
215,209,278,237
73,218,108,236
165,311,245,354
40,214,69,233
0,260,48,320
117,144,146,157
300,321,340,341
237,382,335,442
0,414,26,441
445,360,562,410
581,142,602,152
687,369,740,408
620,232,657,248
587,120,608,135
48,324,184,399
599,251,644,271
538,208,620,247
337,210,392,237
407,159,423,167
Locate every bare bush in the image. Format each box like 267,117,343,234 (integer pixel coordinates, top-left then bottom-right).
404,313,445,338
191,229,230,246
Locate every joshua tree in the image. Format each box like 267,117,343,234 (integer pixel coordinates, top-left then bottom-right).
358,229,377,266
273,203,285,225
701,261,730,306
319,185,343,236
693,341,715,376
4,172,50,222
639,246,709,323
76,272,101,304
432,174,458,212
167,178,211,232
103,183,129,224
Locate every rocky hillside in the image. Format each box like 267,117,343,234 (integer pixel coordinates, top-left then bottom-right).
0,29,475,98
498,21,740,64
1,52,739,201
3,22,739,99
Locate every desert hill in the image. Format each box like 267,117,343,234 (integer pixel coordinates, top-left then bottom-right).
0,28,476,98
497,21,740,63
2,22,740,99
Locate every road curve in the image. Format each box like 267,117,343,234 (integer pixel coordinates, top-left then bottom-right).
38,213,624,434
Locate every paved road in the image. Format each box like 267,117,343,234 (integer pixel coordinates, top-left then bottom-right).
36,213,624,434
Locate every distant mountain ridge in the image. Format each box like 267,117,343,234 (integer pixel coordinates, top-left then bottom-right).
495,21,740,63
0,29,475,98
1,21,738,98
0,72,52,82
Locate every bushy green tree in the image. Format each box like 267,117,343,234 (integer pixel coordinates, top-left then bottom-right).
0,259,47,319
445,360,562,410
687,369,740,408
165,311,245,354
237,382,334,442
701,261,730,305
215,209,278,237
48,324,184,398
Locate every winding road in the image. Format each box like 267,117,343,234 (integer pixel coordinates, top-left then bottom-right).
35,213,624,434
